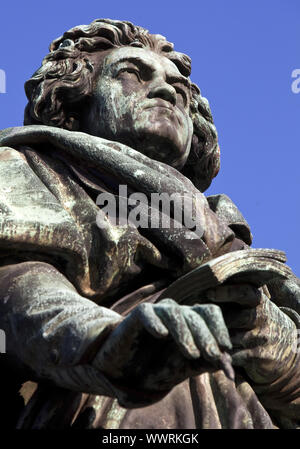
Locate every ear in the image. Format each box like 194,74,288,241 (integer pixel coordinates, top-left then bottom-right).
64,114,80,131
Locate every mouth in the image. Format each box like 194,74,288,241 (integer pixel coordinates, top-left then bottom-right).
144,100,175,112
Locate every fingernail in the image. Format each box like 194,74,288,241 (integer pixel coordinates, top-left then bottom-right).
207,346,221,360
190,347,201,359
220,353,235,381
222,339,233,351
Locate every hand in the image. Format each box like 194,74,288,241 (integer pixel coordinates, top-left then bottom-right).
205,283,298,384
93,299,234,395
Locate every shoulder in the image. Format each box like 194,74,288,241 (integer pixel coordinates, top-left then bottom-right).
0,145,47,195
0,145,36,192
0,145,26,162
0,144,75,226
206,193,253,245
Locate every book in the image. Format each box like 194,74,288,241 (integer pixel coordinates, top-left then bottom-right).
157,249,292,305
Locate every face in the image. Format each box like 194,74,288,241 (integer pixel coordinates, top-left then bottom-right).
80,47,193,169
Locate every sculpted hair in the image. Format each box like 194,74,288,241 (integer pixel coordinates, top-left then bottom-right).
24,18,220,192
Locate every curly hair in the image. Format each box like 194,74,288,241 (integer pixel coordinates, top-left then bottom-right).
24,18,220,192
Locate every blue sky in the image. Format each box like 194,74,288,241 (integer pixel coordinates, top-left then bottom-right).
1,0,300,276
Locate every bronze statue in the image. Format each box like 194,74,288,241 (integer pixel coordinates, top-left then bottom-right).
0,18,300,429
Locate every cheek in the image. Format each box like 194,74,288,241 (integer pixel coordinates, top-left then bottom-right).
110,90,143,129
187,116,193,141
120,78,141,97
101,90,140,137
179,109,193,136
176,110,193,145
111,94,136,129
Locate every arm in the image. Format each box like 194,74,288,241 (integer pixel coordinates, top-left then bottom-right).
0,261,234,409
0,261,123,397
206,282,300,425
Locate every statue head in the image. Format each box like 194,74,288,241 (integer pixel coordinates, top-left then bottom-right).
24,19,220,192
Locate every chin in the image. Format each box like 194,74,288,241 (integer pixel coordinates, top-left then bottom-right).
136,131,190,168
106,121,191,168
138,123,191,168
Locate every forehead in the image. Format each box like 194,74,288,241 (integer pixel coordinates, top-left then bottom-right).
102,46,183,77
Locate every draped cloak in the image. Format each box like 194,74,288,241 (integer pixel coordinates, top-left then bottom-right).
0,125,300,429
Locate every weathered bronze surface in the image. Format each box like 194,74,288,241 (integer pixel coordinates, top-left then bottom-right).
0,19,300,429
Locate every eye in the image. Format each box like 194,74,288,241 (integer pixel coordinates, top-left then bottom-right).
116,68,141,82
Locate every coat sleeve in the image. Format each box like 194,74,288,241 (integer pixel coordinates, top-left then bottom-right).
0,260,128,399
251,274,300,427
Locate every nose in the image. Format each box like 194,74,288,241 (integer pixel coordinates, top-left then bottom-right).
148,79,177,106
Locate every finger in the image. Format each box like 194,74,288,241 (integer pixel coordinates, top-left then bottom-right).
135,303,169,338
183,307,221,359
154,301,201,359
183,307,234,380
205,284,262,307
230,329,268,349
193,304,232,351
182,307,234,377
231,349,253,367
224,307,258,330
219,352,235,381
92,314,143,374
